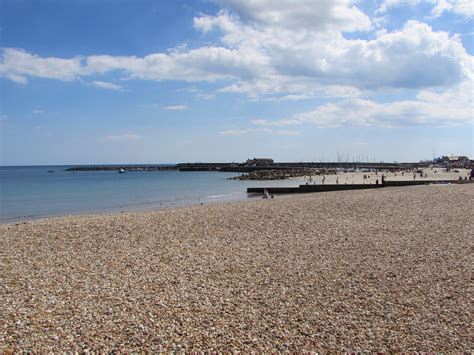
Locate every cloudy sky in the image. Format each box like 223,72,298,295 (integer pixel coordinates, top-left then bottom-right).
1,0,473,165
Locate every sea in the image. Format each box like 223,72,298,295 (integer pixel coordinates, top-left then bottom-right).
0,165,306,223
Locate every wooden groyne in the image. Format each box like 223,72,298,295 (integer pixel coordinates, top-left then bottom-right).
247,180,472,194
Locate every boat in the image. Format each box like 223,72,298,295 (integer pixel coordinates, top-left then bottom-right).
118,168,126,173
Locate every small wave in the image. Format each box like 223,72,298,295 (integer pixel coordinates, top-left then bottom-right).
205,192,242,199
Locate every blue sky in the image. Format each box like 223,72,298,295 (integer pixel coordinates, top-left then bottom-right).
1,0,472,165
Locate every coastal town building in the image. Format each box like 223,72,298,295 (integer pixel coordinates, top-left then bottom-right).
435,155,471,168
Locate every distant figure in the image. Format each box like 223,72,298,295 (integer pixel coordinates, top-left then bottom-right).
413,173,416,180
322,176,325,184
336,177,339,184
470,168,474,180
376,179,379,185
402,172,404,176
271,194,274,199
381,175,385,185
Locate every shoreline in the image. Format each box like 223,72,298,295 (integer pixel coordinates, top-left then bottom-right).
0,191,259,225
2,168,469,224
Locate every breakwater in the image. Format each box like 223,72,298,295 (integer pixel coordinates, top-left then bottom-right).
67,161,430,173
65,165,177,172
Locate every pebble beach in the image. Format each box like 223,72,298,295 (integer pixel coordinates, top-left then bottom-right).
1,183,472,351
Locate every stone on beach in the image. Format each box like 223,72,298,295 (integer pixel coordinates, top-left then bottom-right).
0,184,472,351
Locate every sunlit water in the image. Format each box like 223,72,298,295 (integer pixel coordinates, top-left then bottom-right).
0,166,307,222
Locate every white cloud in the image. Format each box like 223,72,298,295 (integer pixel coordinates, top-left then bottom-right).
376,0,424,14
105,133,141,141
431,0,474,18
86,46,266,83
377,0,474,18
261,94,313,102
164,104,188,111
32,109,45,115
0,2,472,100
194,11,471,96
92,80,122,91
196,93,216,100
250,81,473,128
210,0,372,33
0,48,83,84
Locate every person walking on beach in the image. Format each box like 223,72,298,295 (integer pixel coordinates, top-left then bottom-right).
336,177,339,184
322,176,325,184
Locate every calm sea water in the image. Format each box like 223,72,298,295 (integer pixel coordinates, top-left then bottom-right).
0,166,305,222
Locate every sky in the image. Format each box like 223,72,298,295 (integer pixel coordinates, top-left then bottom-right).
0,0,473,165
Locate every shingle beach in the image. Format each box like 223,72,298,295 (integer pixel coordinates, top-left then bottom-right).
1,184,472,352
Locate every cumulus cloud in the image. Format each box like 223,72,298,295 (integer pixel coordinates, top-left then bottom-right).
211,0,372,33
92,80,122,91
198,13,471,95
377,0,474,18
431,0,474,18
251,81,473,128
0,1,472,102
164,105,188,111
376,0,424,14
0,48,83,84
105,133,141,141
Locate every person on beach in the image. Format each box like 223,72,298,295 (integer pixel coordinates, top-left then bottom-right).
336,177,339,184
322,176,325,184
381,175,385,185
